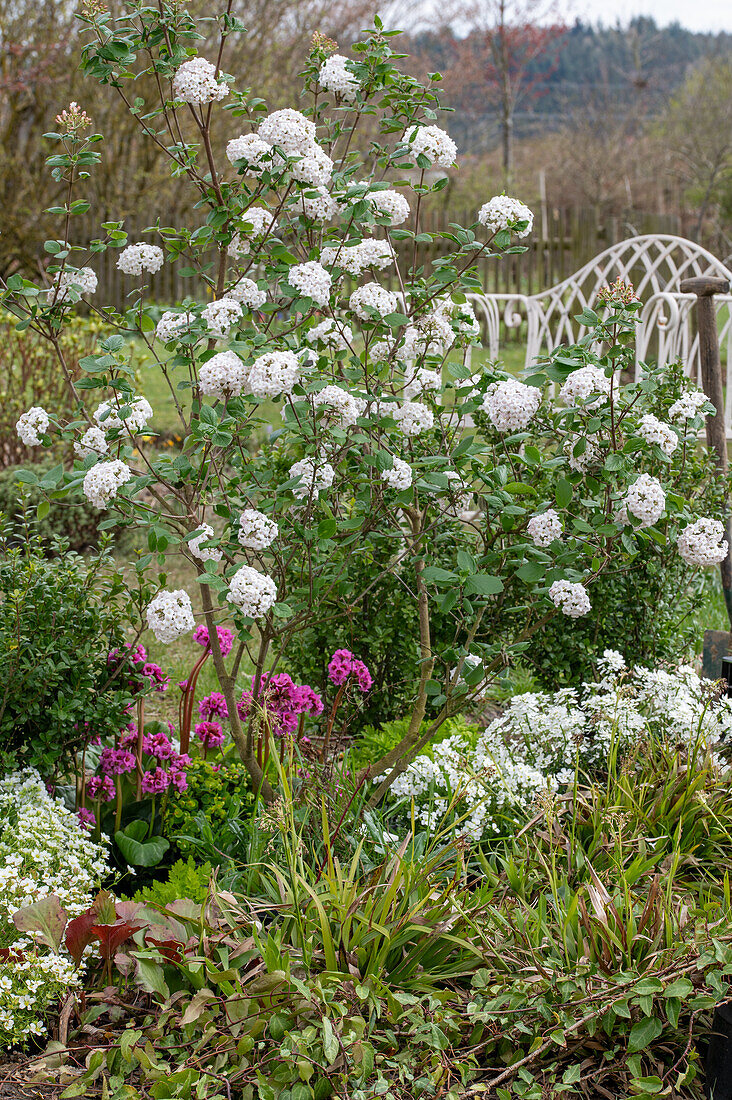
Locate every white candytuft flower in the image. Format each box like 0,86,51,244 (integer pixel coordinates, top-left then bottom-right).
306,318,353,350
226,277,267,309
637,414,678,456
156,310,195,343
318,54,359,101
247,350,300,398
146,589,195,643
188,522,222,562
258,109,316,156
393,401,434,436
289,457,336,500
482,379,541,432
172,57,229,104
527,509,562,547
560,365,613,407
117,243,164,276
366,189,410,225
549,579,591,618
349,283,399,320
478,196,534,238
288,144,333,187
82,459,132,508
94,395,152,435
381,457,413,490
198,350,248,398
202,297,243,339
16,407,49,446
625,473,666,527
677,517,729,567
668,390,708,421
321,238,395,276
288,261,332,307
294,186,337,221
48,266,97,303
227,565,278,617
403,124,457,167
74,426,108,459
312,385,365,428
238,508,278,550
226,133,272,173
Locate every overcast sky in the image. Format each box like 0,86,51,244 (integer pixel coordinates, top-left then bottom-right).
570,0,732,33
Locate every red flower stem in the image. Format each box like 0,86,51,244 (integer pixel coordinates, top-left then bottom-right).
135,697,145,800
321,682,347,763
180,647,211,754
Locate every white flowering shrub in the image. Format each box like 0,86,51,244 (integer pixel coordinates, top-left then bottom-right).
386,653,732,840
0,770,108,1044
1,11,727,805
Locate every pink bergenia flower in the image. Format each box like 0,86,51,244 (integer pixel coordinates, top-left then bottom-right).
147,731,176,760
199,692,228,720
87,774,116,802
143,661,170,692
77,807,96,830
195,720,225,750
99,747,137,775
292,684,324,715
327,649,373,692
193,624,235,657
141,767,171,795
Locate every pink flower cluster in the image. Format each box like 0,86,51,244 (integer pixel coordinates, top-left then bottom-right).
195,720,225,750
107,641,170,694
91,723,190,796
198,673,324,740
327,649,373,693
199,691,228,721
193,624,235,657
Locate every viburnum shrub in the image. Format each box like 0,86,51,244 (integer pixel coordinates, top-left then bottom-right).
2,9,728,804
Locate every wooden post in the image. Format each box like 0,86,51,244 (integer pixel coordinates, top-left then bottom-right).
680,275,732,626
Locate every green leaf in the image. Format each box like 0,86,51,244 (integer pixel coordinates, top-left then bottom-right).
516,562,545,583
322,1017,339,1065
12,894,68,950
421,566,458,586
465,574,504,596
36,499,50,521
115,821,170,868
318,518,337,539
627,1016,663,1053
555,478,572,509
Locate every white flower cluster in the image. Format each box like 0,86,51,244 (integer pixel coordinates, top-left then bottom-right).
226,133,272,174
559,365,613,407
156,310,195,343
238,508,278,550
146,589,195,643
295,187,337,221
366,189,410,225
95,396,152,434
481,379,541,432
188,522,222,563
116,243,164,276
313,385,365,428
625,473,666,527
381,457,413,490
49,266,98,303
393,401,434,436
318,54,359,100
258,108,316,155
404,366,443,400
227,565,277,616
247,350,300,398
0,770,107,1044
288,261,332,306
477,196,534,238
289,457,336,500
637,414,678,456
202,297,243,339
306,319,353,350
403,124,457,167
227,277,267,309
289,145,333,187
321,238,395,276
74,426,108,459
564,433,600,473
82,459,132,508
527,509,562,547
549,579,591,618
172,57,229,104
349,283,399,320
668,390,708,421
228,207,278,256
16,407,49,446
677,517,729,567
199,350,249,398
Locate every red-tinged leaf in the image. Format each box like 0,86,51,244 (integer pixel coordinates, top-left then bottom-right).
92,919,143,960
65,908,99,967
144,934,184,965
115,900,145,922
13,894,68,951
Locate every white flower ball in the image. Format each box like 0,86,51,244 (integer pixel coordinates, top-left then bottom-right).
564,433,600,473
202,297,243,339
313,385,365,428
482,380,541,432
226,277,267,309
226,133,272,173
247,350,300,399
306,319,353,350
349,283,399,320
258,109,316,156
49,266,97,303
74,426,108,459
677,518,729,567
549,579,591,618
198,350,249,398
668,390,708,421
559,366,612,408
393,401,434,436
156,310,195,343
117,243,164,276
188,522,222,562
381,457,413,490
288,261,332,307
94,396,152,435
238,508,278,550
289,144,333,187
227,565,278,617
625,474,665,527
294,187,337,221
477,196,534,238
146,589,195,643
172,57,229,104
366,190,410,225
289,457,336,500
403,124,457,167
318,54,359,101
16,407,49,446
82,459,132,508
636,414,678,456
527,509,562,547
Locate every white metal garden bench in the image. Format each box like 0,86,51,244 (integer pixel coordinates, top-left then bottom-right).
468,234,732,431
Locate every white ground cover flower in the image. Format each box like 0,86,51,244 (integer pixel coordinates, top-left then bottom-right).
289,456,336,500
625,473,666,527
247,350,300,398
172,57,229,104
677,517,729,567
349,283,399,320
16,407,49,446
318,54,359,100
527,508,562,547
482,379,541,432
559,365,613,407
146,589,195,643
202,297,243,339
238,508,278,550
198,350,249,398
637,414,678,456
0,770,108,1045
477,196,534,237
74,426,108,459
366,189,410,224
82,460,132,508
288,261,332,306
116,243,164,276
227,565,277,616
549,579,591,618
380,457,412,490
403,124,457,167
188,522,222,562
